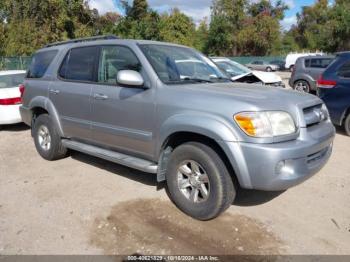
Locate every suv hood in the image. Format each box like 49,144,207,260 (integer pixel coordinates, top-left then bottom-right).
177,82,321,109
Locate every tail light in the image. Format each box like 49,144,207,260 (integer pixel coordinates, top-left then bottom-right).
19,84,25,98
0,97,22,105
317,75,337,89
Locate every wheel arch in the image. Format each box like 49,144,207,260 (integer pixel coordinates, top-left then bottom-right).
156,130,240,188
29,96,64,137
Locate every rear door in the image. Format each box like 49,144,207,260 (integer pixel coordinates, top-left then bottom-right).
49,46,99,141
90,45,156,159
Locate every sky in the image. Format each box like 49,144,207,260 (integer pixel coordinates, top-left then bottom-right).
88,0,322,31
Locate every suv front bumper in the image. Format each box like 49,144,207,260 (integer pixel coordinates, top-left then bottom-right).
219,121,335,191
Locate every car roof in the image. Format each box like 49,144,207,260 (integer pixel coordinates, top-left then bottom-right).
38,38,190,53
0,70,26,76
336,51,350,57
297,55,334,61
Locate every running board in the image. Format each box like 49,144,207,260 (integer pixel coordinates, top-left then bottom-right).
62,139,158,174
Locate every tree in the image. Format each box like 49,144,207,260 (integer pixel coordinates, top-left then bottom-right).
129,0,148,20
194,18,209,52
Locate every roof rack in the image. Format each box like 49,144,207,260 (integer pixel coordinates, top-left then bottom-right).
45,35,119,48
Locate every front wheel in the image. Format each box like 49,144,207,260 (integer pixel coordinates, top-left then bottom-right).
166,142,236,220
345,114,350,136
33,114,68,160
266,67,272,72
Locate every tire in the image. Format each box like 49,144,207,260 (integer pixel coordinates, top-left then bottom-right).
166,142,236,220
293,80,310,93
33,114,68,160
345,114,350,136
266,67,272,72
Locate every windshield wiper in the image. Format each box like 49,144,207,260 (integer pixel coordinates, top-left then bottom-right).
182,77,214,83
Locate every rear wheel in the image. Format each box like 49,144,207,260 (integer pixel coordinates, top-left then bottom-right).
33,114,68,160
345,114,350,136
266,67,272,72
166,142,236,220
294,80,310,93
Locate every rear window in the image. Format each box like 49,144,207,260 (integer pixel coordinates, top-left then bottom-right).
59,46,99,82
0,73,25,89
338,60,350,78
27,50,58,78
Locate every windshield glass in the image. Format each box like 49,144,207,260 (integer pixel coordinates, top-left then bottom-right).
215,60,250,77
139,44,228,84
0,73,25,89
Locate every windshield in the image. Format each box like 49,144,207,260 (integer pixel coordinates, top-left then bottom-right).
215,60,250,77
139,44,228,84
0,73,25,89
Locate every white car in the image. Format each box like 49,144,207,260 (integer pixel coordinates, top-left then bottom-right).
0,70,26,127
212,57,285,87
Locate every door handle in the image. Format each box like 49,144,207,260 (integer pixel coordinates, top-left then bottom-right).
94,93,108,100
49,89,60,95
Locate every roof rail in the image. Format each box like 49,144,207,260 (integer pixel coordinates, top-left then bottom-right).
45,35,119,48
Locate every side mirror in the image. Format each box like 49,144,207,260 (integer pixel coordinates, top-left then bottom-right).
117,70,144,87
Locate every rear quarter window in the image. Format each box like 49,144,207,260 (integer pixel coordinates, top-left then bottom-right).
27,50,58,78
338,60,350,78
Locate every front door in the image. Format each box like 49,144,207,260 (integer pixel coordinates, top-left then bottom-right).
90,45,156,159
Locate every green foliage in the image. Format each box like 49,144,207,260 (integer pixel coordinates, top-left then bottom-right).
159,8,196,46
0,0,348,57
290,0,350,53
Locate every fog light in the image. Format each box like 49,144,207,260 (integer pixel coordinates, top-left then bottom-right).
275,160,286,174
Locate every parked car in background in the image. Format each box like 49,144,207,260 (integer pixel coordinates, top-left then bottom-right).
0,70,26,128
21,36,335,220
317,52,350,136
285,52,324,72
270,60,286,71
212,57,285,87
289,56,334,93
246,60,279,72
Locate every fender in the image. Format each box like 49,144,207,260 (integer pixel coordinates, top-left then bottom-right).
29,96,64,137
156,113,243,183
158,113,240,154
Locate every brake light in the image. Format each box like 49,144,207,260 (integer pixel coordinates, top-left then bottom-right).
19,84,25,98
0,97,22,105
317,75,337,89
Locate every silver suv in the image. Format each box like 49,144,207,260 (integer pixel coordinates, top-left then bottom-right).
20,36,335,220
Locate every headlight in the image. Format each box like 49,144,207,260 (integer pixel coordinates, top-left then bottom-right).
234,111,296,137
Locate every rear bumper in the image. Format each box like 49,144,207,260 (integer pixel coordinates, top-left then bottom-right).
19,105,32,126
0,105,22,125
219,121,335,191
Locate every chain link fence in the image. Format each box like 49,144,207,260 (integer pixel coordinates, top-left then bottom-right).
229,56,285,65
0,57,32,71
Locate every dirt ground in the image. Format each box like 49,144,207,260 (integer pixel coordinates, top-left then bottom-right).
0,122,349,256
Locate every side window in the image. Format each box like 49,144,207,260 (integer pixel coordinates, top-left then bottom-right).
310,58,331,69
98,46,141,84
59,46,98,82
304,59,310,68
338,60,350,78
27,50,58,78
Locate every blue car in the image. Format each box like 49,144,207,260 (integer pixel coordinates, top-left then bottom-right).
317,52,350,136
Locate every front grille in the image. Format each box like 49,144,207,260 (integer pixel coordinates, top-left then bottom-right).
303,104,327,127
